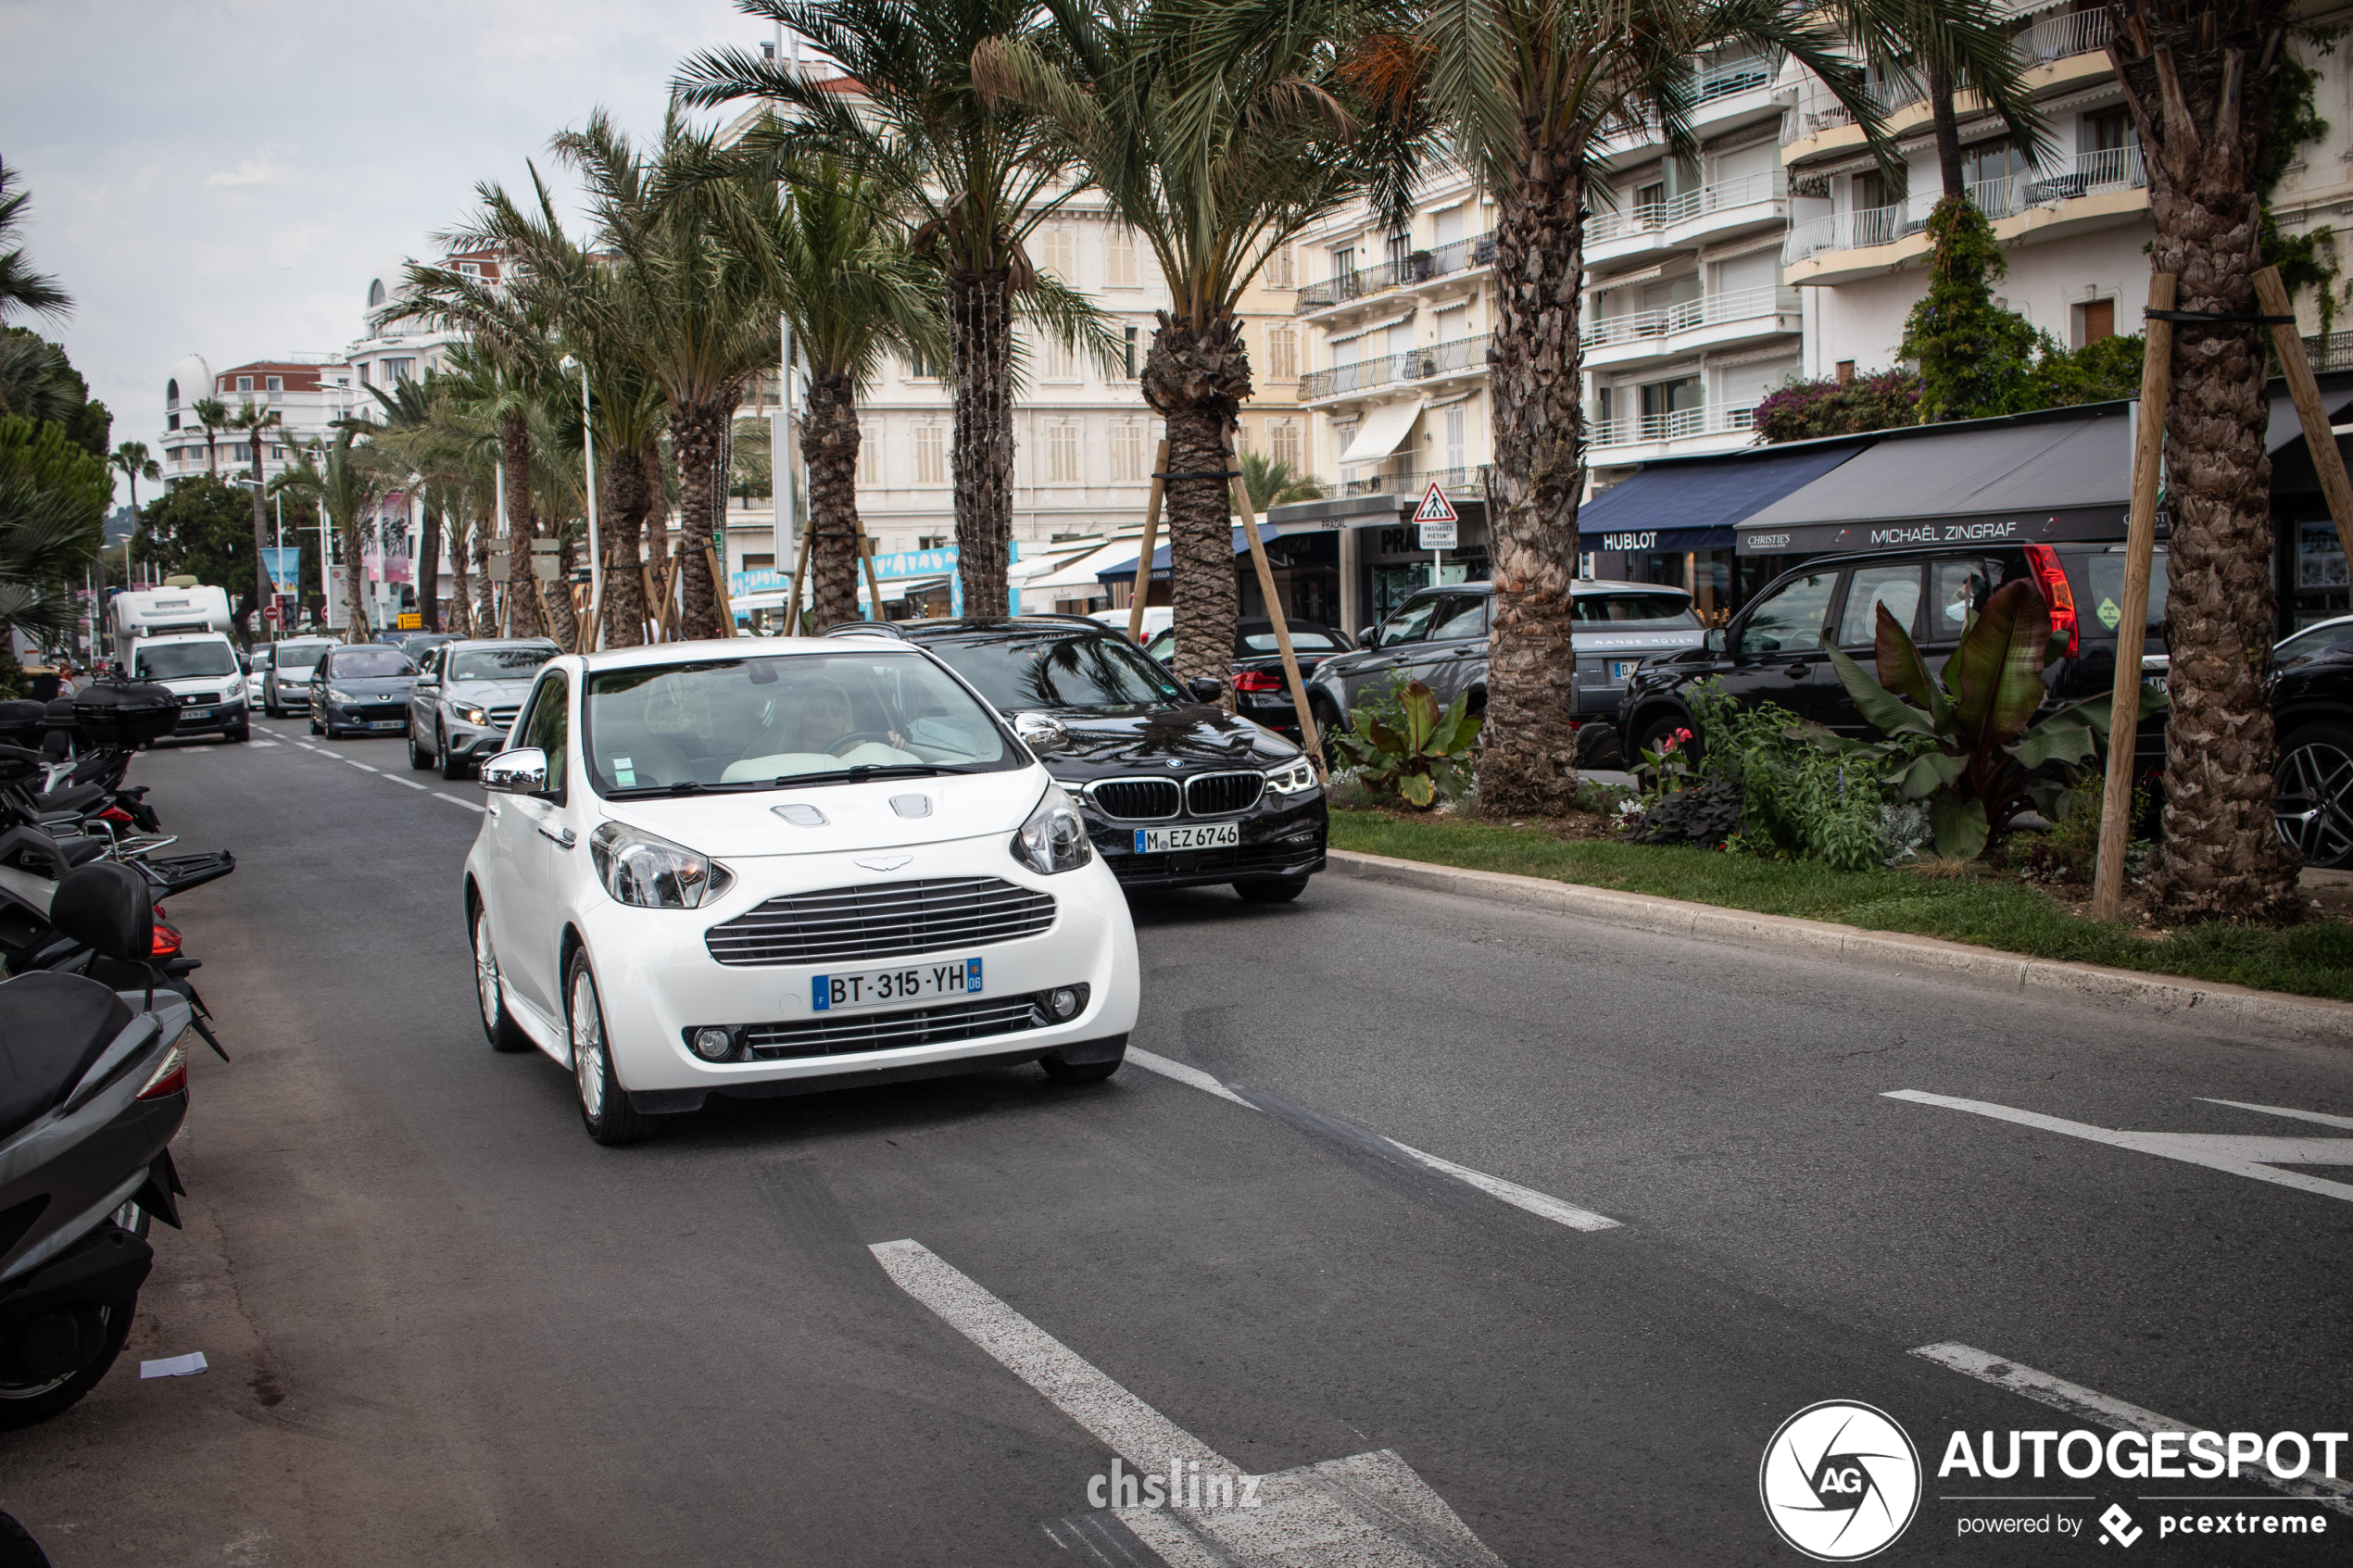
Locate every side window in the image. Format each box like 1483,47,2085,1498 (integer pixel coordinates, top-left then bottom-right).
1927,559,1997,641
1836,563,1925,647
1430,596,1488,641
1378,596,1442,647
520,673,570,798
1739,572,1837,656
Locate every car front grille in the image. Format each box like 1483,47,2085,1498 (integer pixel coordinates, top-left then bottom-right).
705,876,1057,967
1089,779,1181,820
487,706,520,729
740,995,1045,1060
1185,771,1265,817
1113,842,1318,879
182,692,222,706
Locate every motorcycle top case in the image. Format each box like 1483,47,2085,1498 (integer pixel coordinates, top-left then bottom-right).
0,701,44,747
69,682,182,748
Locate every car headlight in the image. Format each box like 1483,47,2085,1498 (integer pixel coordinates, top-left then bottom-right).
1265,757,1319,795
327,687,358,705
1011,784,1093,874
456,704,490,726
588,821,733,909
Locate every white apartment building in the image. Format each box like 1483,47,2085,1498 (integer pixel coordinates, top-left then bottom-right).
158,353,353,492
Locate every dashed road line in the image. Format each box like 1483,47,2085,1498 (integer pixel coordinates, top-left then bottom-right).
346,760,379,772
434,792,485,813
1126,1047,1618,1233
1914,1342,2353,1516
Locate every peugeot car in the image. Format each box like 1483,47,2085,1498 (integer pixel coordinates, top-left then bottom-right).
835,618,1327,900
308,644,420,739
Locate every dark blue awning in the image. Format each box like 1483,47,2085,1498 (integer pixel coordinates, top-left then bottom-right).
1579,443,1869,551
1097,524,1279,583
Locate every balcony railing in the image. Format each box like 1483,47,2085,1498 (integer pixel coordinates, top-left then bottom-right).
1782,146,2147,263
1295,233,1497,313
1579,286,1797,351
1588,170,1786,246
1692,52,1775,105
1793,69,1925,140
1588,404,1756,448
2016,6,2113,67
2307,332,2353,372
1339,464,1494,499
1299,333,1493,400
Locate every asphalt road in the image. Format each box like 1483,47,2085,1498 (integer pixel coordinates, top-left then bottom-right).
4,720,2349,1566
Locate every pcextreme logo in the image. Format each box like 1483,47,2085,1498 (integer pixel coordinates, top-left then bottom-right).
1760,1401,1924,1562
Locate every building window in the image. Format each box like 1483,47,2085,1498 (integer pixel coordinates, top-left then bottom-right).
236,375,254,392
166,378,179,406
1122,325,1139,378
1385,230,1412,275
914,424,947,485
906,349,937,380
1042,330,1076,382
1265,323,1299,382
1047,421,1081,483
383,358,416,383
1112,422,1145,482
167,411,180,431
271,445,283,460
918,534,949,550
740,553,775,571
1265,243,1295,288
357,363,372,386
1835,359,1856,386
1107,228,1138,287
266,375,283,392
1268,419,1302,471
368,279,386,308
1444,405,1467,472
459,260,482,277
2077,298,2116,345
858,422,883,486
1038,228,1076,282
1330,245,1354,281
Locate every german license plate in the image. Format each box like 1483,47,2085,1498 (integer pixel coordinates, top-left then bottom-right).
1134,822,1240,853
812,957,981,1012
371,720,404,731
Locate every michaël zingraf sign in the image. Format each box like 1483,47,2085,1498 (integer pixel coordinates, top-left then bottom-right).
1737,508,2133,558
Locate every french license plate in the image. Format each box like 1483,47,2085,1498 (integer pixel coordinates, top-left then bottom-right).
1134,822,1240,853
371,720,404,731
183,707,213,721
1607,660,1637,682
812,957,981,1012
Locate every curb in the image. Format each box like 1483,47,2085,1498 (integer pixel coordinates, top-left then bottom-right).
1327,849,2353,1043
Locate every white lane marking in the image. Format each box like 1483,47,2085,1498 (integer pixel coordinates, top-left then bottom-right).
1126,1048,1617,1232
1884,1090,2353,1203
1914,1342,2353,1517
433,792,485,813
391,777,429,790
872,1239,1506,1567
2200,1098,2353,1132
294,743,318,751
346,761,378,772
247,740,279,747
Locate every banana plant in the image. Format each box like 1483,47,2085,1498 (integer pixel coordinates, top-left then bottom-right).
1333,680,1481,809
1814,579,2166,859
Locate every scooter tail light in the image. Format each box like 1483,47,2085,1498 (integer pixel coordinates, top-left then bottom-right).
136,1043,189,1100
2023,545,2079,659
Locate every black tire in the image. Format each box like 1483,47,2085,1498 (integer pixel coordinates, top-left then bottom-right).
309,710,324,736
439,725,471,780
0,1294,134,1431
1631,709,1698,769
224,724,248,743
567,948,654,1146
1234,876,1309,903
472,902,533,1053
1039,1047,1125,1085
1310,700,1348,767
264,694,281,718
0,1509,53,1568
408,722,435,771
2276,721,2353,870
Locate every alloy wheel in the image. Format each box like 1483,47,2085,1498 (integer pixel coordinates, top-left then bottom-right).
474,913,501,1031
572,968,606,1121
2275,739,2353,866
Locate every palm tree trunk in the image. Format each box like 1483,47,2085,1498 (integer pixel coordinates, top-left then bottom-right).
674,405,726,639
500,410,538,630
472,524,497,635
1141,313,1252,698
340,521,370,644
1475,135,1589,815
419,499,443,633
249,459,271,635
1927,60,1964,199
949,266,1013,616
804,369,866,628
2115,3,2302,922
601,448,653,648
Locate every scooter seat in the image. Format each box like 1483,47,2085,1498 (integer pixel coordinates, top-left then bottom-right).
33,783,105,816
0,972,133,1141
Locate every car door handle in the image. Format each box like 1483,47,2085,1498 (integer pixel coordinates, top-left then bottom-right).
537,822,575,848
1450,647,1476,657
1784,663,1810,679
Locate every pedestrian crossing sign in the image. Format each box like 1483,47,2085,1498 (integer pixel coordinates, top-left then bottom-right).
1414,483,1458,524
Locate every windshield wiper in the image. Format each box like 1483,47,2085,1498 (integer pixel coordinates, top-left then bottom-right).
602,781,709,799
846,763,976,781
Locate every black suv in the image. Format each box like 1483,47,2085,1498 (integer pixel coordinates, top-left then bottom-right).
1619,543,2170,770
2272,619,2353,868
827,618,1327,900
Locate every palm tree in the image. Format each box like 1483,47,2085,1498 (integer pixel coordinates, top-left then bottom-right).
2109,1,2304,922
1239,449,1324,510
0,159,70,324
1414,0,2036,813
190,395,228,480
759,148,948,626
228,398,282,623
278,429,392,644
0,472,100,649
677,0,1112,621
0,332,76,424
975,0,1411,692
109,440,159,511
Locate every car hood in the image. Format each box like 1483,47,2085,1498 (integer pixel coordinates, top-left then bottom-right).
444,678,535,705
323,677,415,698
592,766,1055,859
148,674,240,696
1019,705,1301,776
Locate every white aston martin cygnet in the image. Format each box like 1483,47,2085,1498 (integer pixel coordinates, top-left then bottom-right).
460,638,1139,1145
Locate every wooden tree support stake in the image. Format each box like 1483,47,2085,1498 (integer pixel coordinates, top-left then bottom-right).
854,518,886,621
706,546,736,638
2256,265,2353,580
1226,430,1325,780
785,529,814,637
1127,439,1170,644
2091,273,2175,922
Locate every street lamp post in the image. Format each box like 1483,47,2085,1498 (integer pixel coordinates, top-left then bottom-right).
561,354,602,652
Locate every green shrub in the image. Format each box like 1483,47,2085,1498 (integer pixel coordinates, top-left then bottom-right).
1332,677,1480,809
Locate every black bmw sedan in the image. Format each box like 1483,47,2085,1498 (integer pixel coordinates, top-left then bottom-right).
829,617,1327,900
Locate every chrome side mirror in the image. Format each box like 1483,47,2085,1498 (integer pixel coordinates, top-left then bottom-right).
481,747,547,795
1013,712,1067,753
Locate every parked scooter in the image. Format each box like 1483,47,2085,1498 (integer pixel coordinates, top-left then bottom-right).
0,861,200,1427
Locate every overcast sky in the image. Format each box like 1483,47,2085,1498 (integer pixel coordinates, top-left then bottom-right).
4,0,776,508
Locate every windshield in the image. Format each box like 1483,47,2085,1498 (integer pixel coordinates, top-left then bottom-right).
450,646,557,683
583,651,1017,797
1241,628,1347,653
1572,593,1699,628
328,647,418,679
2279,619,2353,665
924,632,1185,714
2066,550,2171,634
133,641,238,680
273,643,330,672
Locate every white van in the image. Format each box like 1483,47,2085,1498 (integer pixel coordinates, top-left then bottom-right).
125,632,249,742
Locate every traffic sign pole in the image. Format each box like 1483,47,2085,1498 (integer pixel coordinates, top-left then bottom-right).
1414,483,1459,588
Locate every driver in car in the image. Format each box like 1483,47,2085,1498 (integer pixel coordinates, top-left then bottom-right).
786,678,907,756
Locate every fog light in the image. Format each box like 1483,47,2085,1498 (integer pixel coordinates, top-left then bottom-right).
1048,987,1080,1020
691,1026,736,1061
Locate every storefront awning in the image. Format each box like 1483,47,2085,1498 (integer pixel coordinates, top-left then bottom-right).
1735,408,2133,555
1097,524,1282,583
1339,400,1424,466
1579,443,1866,555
